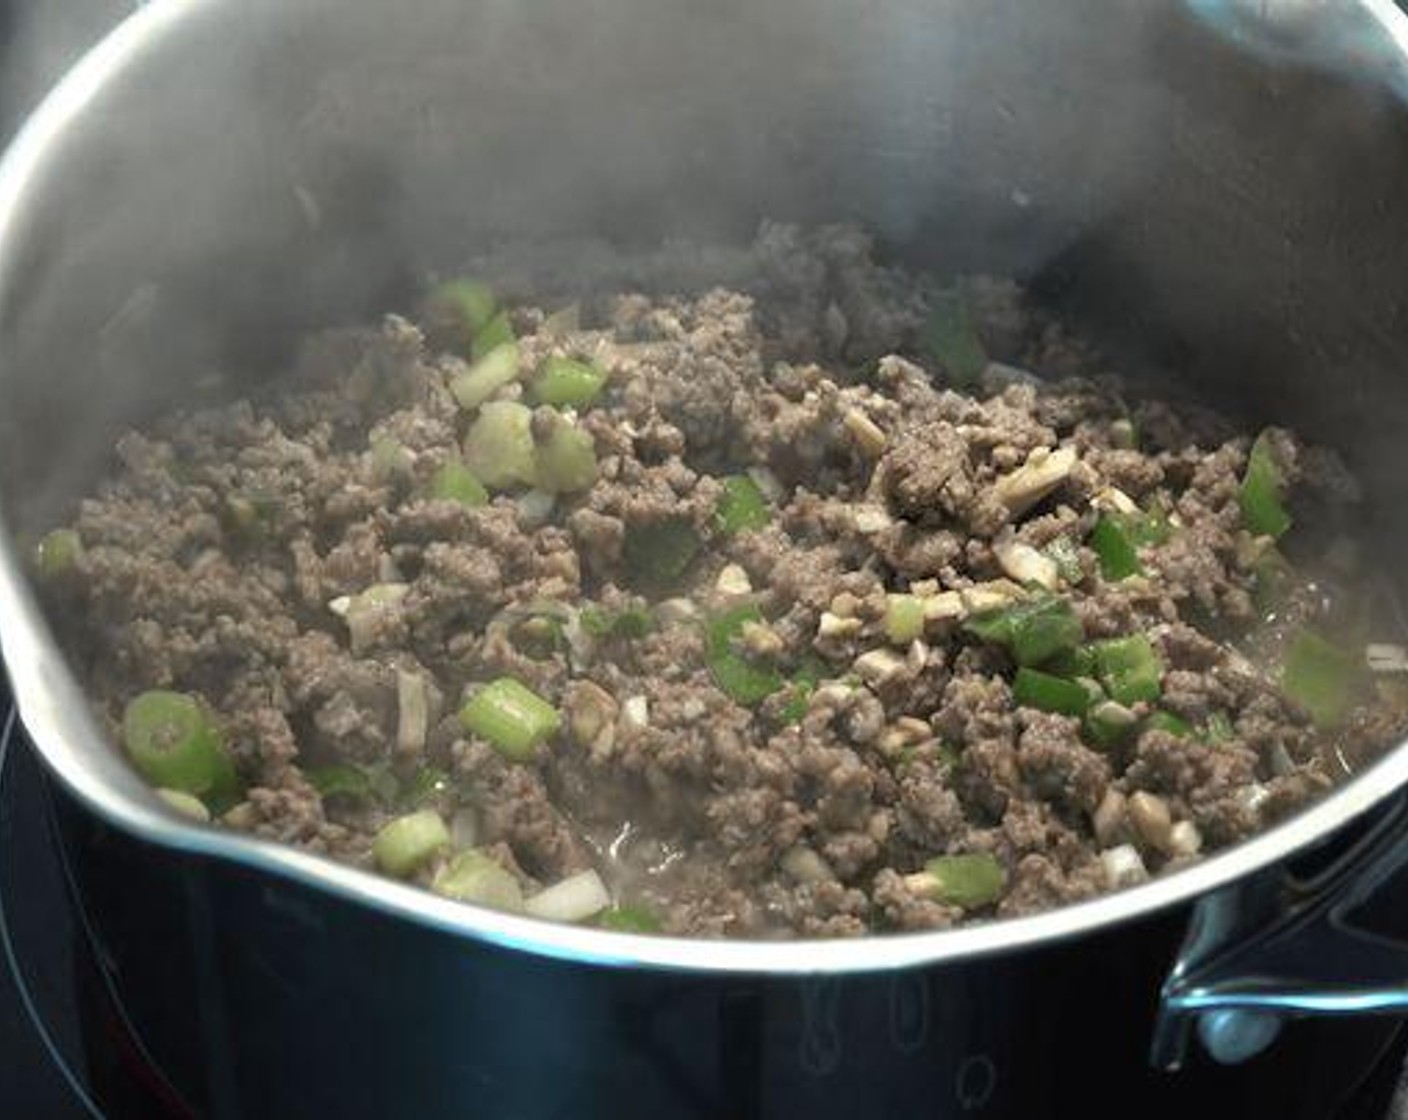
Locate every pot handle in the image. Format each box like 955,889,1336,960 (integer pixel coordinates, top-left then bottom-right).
1152,789,1408,1070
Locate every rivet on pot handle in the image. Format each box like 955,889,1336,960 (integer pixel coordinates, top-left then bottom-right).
1152,791,1408,1070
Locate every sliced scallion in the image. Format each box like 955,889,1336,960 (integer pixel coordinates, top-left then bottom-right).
470,310,515,361
459,677,562,763
121,691,237,801
1092,635,1164,705
449,341,521,412
1240,431,1292,539
706,605,784,706
1012,668,1090,717
428,461,489,507
432,850,524,912
1144,711,1193,738
463,401,537,490
1090,516,1142,581
306,763,376,803
531,356,607,408
598,905,662,933
34,528,83,579
371,809,450,878
912,853,1006,909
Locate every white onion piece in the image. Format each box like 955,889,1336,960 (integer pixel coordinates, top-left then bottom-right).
396,668,429,756
621,695,650,729
1101,844,1148,889
993,540,1058,590
450,808,479,849
524,869,611,923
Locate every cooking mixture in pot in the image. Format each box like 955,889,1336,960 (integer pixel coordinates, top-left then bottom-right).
33,226,1408,937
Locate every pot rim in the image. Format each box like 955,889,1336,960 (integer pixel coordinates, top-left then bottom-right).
4,0,1408,977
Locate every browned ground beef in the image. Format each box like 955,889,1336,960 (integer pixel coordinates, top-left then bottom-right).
39,225,1408,937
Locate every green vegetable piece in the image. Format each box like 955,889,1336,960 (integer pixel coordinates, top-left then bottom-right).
623,517,700,590
531,356,607,408
428,279,497,354
470,310,516,361
432,850,524,912
1044,536,1084,585
463,401,537,490
34,528,83,579
1091,516,1142,581
598,905,663,933
1205,712,1235,743
1093,635,1164,705
1240,431,1293,539
1085,699,1139,747
306,763,375,803
1012,668,1092,717
1145,711,1193,738
919,853,1007,909
706,605,785,706
398,766,452,809
1281,629,1358,728
428,461,489,507
121,691,237,800
965,595,1082,667
459,677,562,762
581,605,654,641
963,607,1015,645
1010,597,1083,667
372,809,450,878
920,290,988,384
716,475,770,535
450,341,521,412
534,421,598,494
884,594,927,646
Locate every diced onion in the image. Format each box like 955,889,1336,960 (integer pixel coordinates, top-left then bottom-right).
1101,844,1148,888
621,695,650,729
523,869,611,923
396,668,429,756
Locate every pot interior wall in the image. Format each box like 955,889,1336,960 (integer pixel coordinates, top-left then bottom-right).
1,0,1407,549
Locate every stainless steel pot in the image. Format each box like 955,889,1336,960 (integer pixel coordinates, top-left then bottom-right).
4,0,1408,1115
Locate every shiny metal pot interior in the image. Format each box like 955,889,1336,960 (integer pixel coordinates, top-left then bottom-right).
4,0,1408,1115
